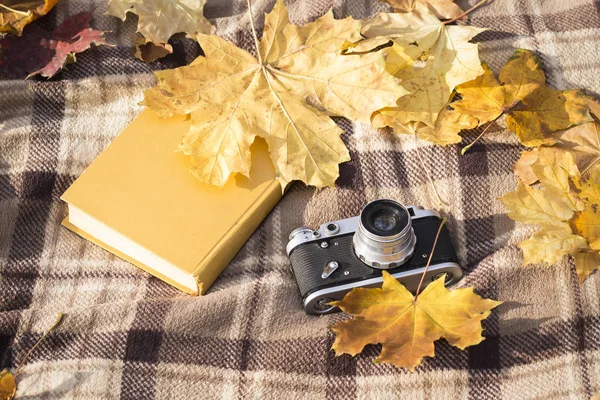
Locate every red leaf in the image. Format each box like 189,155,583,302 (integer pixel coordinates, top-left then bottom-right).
0,11,110,78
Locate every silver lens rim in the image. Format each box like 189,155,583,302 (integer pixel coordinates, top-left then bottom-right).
353,199,417,269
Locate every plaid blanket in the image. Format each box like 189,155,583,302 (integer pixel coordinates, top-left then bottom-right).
2,0,600,398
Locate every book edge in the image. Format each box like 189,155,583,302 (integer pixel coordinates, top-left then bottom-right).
61,214,200,295
191,179,283,294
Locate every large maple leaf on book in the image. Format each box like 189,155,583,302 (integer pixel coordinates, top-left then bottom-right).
143,0,407,190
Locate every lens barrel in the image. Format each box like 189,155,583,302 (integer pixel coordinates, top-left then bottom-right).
353,199,416,269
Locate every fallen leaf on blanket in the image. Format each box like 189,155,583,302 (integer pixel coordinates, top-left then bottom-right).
0,0,59,36
393,104,478,145
0,313,64,400
107,0,211,61
0,11,110,78
382,0,464,20
362,4,485,128
512,117,600,185
452,49,592,148
143,0,406,189
513,149,539,185
331,271,501,371
0,370,16,400
501,149,600,281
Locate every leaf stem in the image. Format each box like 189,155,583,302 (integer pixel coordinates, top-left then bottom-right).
442,0,489,25
14,313,63,378
246,0,263,65
0,3,30,16
461,119,495,154
414,218,447,301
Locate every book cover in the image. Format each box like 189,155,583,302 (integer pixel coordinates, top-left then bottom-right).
61,109,282,295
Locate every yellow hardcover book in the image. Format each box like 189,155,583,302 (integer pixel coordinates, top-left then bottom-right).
61,109,282,295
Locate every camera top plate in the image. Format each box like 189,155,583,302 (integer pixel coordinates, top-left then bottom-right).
286,205,439,256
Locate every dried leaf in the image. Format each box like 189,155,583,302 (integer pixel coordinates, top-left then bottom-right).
553,121,600,177
143,0,406,189
398,106,478,145
0,369,16,400
107,0,211,58
531,148,584,211
513,148,539,185
0,0,58,36
363,4,485,127
573,251,600,282
453,49,592,146
501,150,600,280
0,11,110,78
133,35,172,63
382,0,464,20
331,271,501,371
569,207,600,251
586,97,600,121
500,180,574,228
518,229,587,265
515,119,600,185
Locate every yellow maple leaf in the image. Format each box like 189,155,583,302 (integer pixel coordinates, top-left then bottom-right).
453,49,591,147
513,148,539,185
573,251,600,282
361,4,485,128
569,208,600,251
0,369,16,400
107,0,212,60
513,119,600,186
0,0,58,36
331,271,501,371
518,228,587,265
143,0,406,189
382,0,464,20
554,121,600,177
395,106,478,145
500,180,574,228
501,150,600,280
530,148,584,211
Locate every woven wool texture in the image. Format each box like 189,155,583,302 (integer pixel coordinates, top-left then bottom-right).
2,0,600,398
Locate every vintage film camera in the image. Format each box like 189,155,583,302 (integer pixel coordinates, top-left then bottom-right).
286,199,462,315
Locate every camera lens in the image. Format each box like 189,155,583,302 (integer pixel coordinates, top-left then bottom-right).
372,210,399,232
353,199,416,269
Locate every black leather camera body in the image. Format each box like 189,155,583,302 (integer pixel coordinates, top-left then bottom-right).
286,199,462,315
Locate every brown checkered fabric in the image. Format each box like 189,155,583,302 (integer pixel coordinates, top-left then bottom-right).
2,0,600,398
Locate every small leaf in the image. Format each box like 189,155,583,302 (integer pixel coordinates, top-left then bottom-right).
502,147,600,282
453,49,592,146
395,106,478,146
0,11,110,79
518,229,587,265
513,148,539,185
107,0,211,59
363,4,485,127
0,369,16,400
331,271,501,371
573,251,600,282
500,180,574,228
0,0,59,36
569,207,600,251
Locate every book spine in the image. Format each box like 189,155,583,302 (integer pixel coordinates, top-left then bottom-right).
191,182,283,294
